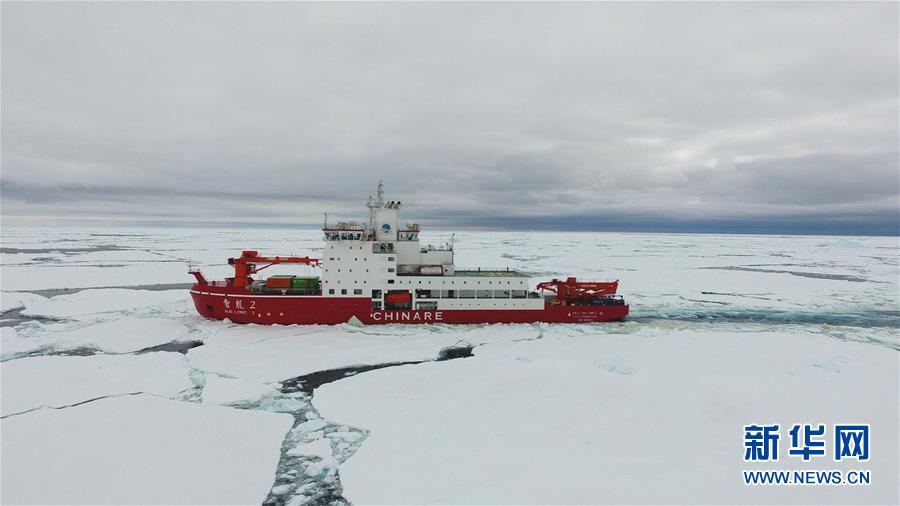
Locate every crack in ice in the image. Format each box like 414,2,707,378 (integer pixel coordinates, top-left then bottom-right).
1,391,145,419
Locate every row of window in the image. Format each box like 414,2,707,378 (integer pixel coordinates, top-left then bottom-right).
328,288,365,295
327,288,530,299
416,289,529,299
328,244,370,250
325,275,523,286
327,256,396,262
325,232,364,241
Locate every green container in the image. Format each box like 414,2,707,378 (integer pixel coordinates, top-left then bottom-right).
291,277,319,289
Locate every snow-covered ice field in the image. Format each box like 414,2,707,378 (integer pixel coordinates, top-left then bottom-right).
1,226,897,505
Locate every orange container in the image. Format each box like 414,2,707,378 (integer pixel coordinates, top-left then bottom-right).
385,292,412,303
267,275,294,289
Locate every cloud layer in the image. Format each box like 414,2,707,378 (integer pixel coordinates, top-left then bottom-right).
2,2,897,234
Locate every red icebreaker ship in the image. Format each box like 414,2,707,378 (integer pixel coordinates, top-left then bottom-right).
189,183,628,325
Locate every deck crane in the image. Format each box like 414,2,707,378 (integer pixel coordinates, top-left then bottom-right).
536,277,619,305
190,250,320,288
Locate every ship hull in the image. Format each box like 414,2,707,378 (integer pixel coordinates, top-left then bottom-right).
190,286,628,325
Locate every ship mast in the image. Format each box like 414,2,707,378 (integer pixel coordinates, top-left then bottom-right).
367,180,385,232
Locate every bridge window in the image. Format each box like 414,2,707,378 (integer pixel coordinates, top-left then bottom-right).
373,242,395,253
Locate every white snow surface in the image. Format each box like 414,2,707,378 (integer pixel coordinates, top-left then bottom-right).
3,317,196,357
1,394,293,505
0,291,47,313
1,352,194,417
1,226,897,505
19,288,187,319
187,322,528,383
315,329,899,505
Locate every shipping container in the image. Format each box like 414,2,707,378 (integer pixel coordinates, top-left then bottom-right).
267,275,294,289
385,291,412,303
291,277,319,289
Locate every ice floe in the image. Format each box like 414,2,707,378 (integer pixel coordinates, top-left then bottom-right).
19,288,188,320
1,352,194,417
5,317,196,357
315,329,899,504
186,322,535,383
1,394,292,505
201,375,280,405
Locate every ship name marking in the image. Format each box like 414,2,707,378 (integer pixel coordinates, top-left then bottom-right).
370,311,443,322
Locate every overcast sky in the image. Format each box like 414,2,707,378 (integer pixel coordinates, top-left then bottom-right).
2,2,898,234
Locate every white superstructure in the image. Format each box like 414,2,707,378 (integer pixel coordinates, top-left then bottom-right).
320,182,543,312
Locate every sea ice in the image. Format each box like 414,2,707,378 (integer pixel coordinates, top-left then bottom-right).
1,352,194,417
186,322,534,383
7,317,196,356
315,329,899,505
0,291,48,313
201,374,280,405
1,226,897,505
287,438,335,462
0,260,190,292
19,288,189,320
1,394,293,505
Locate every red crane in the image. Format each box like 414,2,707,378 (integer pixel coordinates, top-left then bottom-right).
536,277,619,305
192,250,321,288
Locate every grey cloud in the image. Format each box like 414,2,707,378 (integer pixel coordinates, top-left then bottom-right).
1,2,897,234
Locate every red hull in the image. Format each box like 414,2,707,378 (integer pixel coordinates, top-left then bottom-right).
190,285,628,325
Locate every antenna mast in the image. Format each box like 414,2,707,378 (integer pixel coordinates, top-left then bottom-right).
367,180,385,231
